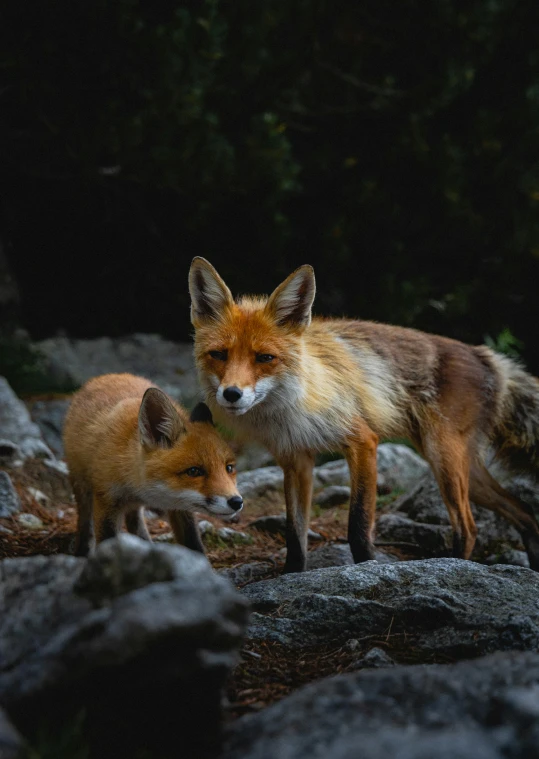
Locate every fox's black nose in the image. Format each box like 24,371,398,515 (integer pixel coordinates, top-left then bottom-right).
223,386,243,403
227,495,243,511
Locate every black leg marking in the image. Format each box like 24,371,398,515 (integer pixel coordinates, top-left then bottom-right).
348,486,375,563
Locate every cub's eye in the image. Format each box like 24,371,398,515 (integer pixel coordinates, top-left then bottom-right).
255,353,275,363
226,463,236,474
183,466,205,478
209,350,228,361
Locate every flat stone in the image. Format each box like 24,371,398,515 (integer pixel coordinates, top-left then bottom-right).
16,513,44,530
222,652,539,759
241,558,539,656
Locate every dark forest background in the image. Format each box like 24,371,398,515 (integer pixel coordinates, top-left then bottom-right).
2,0,539,368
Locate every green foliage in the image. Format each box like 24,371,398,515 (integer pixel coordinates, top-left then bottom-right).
485,327,524,358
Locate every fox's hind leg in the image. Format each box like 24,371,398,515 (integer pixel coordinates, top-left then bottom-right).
125,507,151,541
168,511,205,553
424,430,478,559
344,420,378,563
73,483,94,556
469,462,539,570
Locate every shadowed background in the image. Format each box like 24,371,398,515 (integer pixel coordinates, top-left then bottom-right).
2,0,539,368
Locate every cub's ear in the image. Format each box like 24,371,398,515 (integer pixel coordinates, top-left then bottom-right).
139,388,186,449
265,265,316,329
189,402,214,425
189,257,234,325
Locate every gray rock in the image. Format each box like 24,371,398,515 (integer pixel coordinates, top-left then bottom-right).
236,443,275,472
376,443,430,492
219,562,274,587
0,536,249,758
222,651,539,759
485,549,530,568
375,513,452,556
0,472,20,518
217,527,253,544
237,467,286,499
36,334,200,405
16,513,43,530
307,543,397,569
249,515,321,541
314,445,428,493
0,377,53,461
0,705,23,759
352,646,395,669
241,558,539,656
26,398,71,458
314,486,351,508
314,459,349,487
0,440,21,467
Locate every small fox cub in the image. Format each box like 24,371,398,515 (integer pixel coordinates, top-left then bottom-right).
63,373,243,556
189,257,539,573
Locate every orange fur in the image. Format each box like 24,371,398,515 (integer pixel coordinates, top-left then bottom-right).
190,258,539,572
63,373,241,555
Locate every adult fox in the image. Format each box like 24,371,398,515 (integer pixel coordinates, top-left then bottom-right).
189,257,539,573
64,373,243,555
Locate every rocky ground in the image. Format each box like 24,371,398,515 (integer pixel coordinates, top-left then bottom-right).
2,334,539,758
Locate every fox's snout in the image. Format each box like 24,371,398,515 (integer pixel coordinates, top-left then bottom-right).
204,492,244,517
223,386,243,403
216,382,258,415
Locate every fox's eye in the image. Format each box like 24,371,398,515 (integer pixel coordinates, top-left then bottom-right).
183,466,205,477
255,353,275,363
226,463,236,474
209,350,228,361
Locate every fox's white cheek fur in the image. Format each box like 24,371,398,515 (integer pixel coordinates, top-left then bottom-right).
254,376,277,403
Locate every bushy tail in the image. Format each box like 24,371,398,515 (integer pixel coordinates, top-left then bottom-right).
488,350,539,477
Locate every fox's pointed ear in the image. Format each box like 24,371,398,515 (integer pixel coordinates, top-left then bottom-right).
189,402,214,425
189,257,234,325
139,388,186,449
265,265,315,329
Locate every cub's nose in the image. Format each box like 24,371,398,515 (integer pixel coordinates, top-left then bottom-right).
227,495,243,512
223,386,243,403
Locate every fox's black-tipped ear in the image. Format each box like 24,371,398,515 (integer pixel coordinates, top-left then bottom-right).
189,402,214,425
265,265,316,329
139,388,186,449
189,257,234,325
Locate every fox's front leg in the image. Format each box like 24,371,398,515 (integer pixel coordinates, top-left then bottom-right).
280,451,315,573
344,420,378,562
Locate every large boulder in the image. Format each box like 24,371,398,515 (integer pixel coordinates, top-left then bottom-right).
35,334,199,404
241,558,539,656
222,651,539,759
0,377,53,461
0,536,249,758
